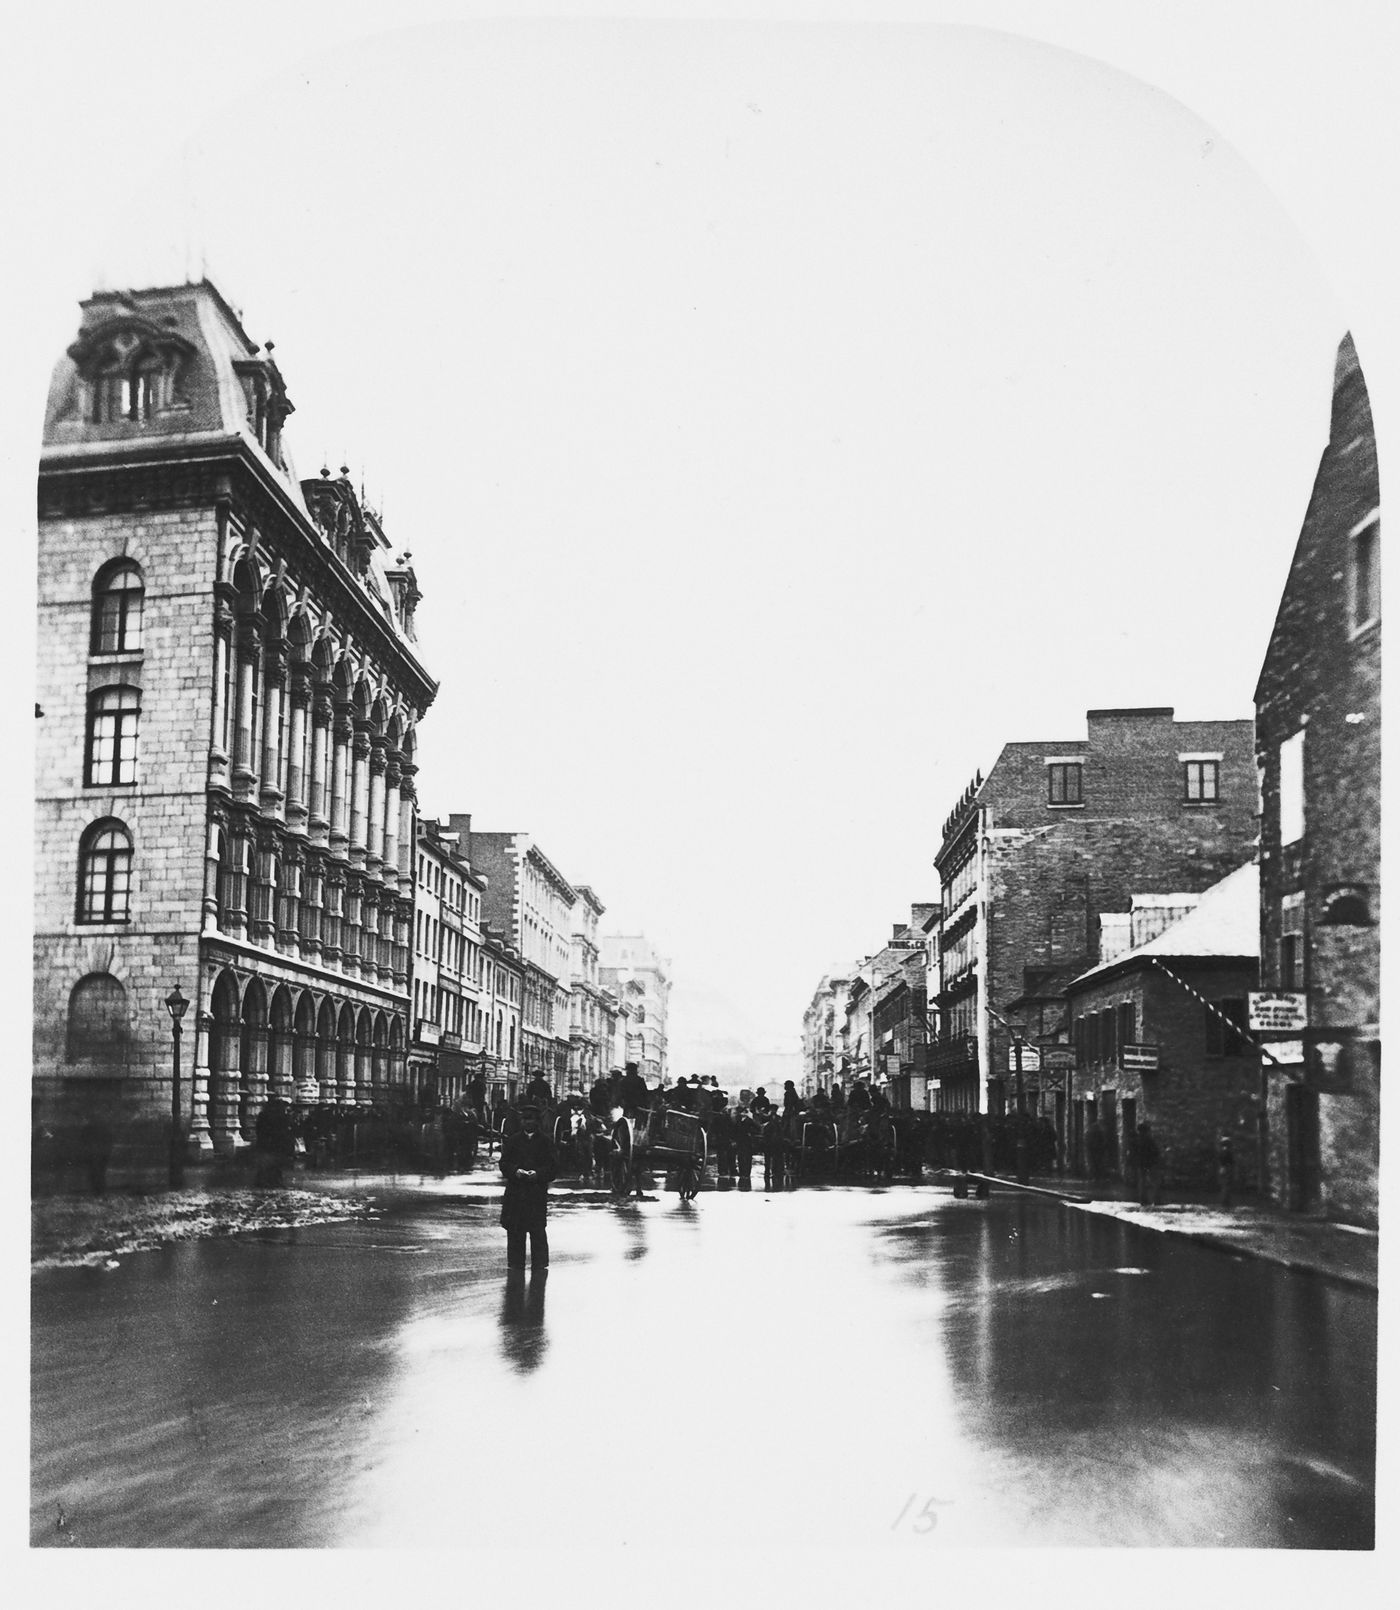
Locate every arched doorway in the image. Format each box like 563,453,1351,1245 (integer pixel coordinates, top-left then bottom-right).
268,985,294,1103
371,1011,389,1105
316,996,336,1095
293,991,317,1097
336,1002,356,1103
209,970,242,1152
239,978,269,1139
355,1009,373,1106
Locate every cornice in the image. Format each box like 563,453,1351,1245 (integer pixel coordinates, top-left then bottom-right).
39,434,438,710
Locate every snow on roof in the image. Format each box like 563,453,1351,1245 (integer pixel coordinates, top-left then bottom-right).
1071,861,1258,988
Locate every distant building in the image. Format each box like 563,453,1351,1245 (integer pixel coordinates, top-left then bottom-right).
568,885,607,1093
842,914,929,1096
407,820,485,1105
1254,333,1380,1227
600,934,670,1083
801,973,853,1096
1065,863,1261,1188
447,820,575,1096
598,985,631,1079
929,707,1259,1129
480,924,523,1105
34,281,435,1177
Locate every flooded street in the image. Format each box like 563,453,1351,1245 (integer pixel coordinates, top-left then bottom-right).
31,1183,1375,1549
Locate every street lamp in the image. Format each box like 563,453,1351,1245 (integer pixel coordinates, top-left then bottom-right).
165,984,189,1188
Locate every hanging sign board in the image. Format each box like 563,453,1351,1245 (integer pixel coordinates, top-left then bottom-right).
1042,1047,1077,1071
1121,1043,1160,1072
1010,1044,1041,1072
1249,993,1308,1033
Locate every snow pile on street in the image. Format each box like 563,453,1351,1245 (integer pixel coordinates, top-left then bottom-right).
31,1187,371,1271
1077,1201,1257,1238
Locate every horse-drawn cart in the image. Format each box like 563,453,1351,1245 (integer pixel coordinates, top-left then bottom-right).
611,1107,707,1201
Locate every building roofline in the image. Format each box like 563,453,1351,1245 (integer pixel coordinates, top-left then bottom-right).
39,433,439,706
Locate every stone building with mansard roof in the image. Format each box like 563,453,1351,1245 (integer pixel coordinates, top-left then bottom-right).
35,280,437,1172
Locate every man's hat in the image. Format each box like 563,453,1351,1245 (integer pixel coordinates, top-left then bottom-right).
520,1104,541,1118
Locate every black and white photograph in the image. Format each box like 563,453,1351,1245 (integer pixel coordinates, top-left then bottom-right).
13,0,1391,1596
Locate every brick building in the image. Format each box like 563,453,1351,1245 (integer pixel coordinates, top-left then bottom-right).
929,708,1259,1117
1065,862,1261,1188
35,281,436,1170
1255,332,1380,1227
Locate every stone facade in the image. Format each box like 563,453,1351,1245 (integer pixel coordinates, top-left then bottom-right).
36,281,436,1172
568,885,606,1094
599,933,670,1083
447,819,576,1092
407,820,485,1104
1255,333,1380,1227
479,926,523,1104
931,708,1259,1116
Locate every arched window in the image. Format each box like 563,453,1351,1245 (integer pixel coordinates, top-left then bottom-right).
90,345,169,423
66,973,129,1061
77,819,133,923
85,686,140,787
91,561,144,655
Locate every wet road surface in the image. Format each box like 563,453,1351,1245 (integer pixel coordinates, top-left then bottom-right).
31,1181,1376,1548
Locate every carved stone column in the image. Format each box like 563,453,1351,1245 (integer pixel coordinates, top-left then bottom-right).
210,1009,243,1155
308,687,333,847
285,665,312,832
232,617,263,806
190,1009,214,1151
349,724,371,868
209,589,235,792
329,706,353,859
202,817,223,933
366,738,387,876
382,759,402,893
259,644,288,817
397,763,418,881
240,1022,269,1140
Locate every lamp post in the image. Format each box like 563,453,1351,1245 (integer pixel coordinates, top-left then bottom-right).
165,984,190,1188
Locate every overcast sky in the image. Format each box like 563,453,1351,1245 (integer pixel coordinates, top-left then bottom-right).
10,5,1396,1067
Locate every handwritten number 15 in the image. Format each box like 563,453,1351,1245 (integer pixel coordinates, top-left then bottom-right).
892,1494,949,1533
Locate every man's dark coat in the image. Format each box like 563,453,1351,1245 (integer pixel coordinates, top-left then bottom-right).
499,1131,559,1231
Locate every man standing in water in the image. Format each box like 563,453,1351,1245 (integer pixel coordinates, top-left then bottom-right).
499,1106,558,1271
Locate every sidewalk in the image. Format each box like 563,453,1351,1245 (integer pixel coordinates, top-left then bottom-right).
1051,1179,1378,1291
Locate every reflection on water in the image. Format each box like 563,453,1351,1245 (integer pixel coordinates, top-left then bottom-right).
497,1271,548,1373
32,1186,1375,1549
876,1197,1376,1547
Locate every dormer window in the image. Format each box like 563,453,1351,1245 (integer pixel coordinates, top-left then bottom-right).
70,317,195,428
234,353,293,465
89,345,172,423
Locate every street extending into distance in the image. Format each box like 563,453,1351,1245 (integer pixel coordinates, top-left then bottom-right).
31,1177,1375,1550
